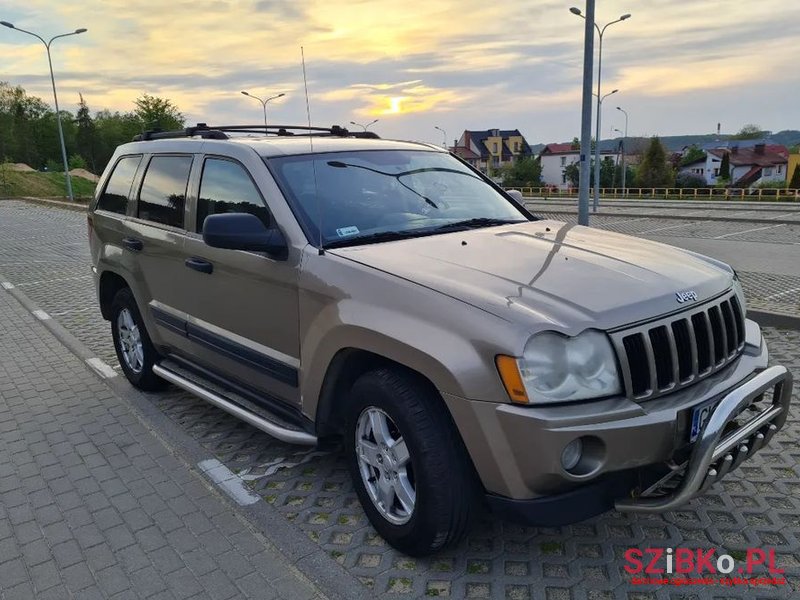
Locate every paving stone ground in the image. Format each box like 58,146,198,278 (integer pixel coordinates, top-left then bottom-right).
0,288,324,599
2,198,800,598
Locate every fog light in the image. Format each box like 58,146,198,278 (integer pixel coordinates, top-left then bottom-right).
561,438,583,471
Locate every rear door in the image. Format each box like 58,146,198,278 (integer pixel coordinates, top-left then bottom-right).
178,155,302,408
126,153,195,353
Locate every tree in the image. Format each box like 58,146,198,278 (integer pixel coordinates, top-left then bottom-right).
570,137,580,150
680,145,706,166
598,156,615,188
563,162,580,187
732,124,767,140
789,165,800,189
133,94,184,132
635,137,674,187
501,156,542,187
75,94,97,172
719,151,730,181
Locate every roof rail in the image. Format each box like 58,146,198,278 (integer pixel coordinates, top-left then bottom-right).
132,123,380,142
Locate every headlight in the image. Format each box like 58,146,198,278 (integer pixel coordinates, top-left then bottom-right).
497,330,621,404
733,272,747,315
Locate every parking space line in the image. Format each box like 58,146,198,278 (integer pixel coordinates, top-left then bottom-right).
198,458,261,506
713,223,786,239
1,281,14,290
85,358,118,379
763,286,800,301
32,309,51,320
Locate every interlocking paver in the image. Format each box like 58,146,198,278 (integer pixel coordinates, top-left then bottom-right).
2,198,800,598
0,277,323,598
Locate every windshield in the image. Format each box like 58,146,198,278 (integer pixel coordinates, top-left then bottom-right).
266,150,530,248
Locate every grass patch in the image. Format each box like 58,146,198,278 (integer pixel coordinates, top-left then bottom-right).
540,541,564,555
0,166,96,200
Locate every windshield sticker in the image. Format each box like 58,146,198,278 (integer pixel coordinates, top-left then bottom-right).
336,226,360,237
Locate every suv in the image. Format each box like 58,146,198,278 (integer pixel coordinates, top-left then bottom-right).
88,124,792,556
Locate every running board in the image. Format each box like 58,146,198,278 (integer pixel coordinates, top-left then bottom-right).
152,364,317,446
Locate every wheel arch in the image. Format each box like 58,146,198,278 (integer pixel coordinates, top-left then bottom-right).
98,270,131,320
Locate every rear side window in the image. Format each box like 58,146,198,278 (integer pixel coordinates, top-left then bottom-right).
137,155,193,228
97,155,141,214
197,158,270,231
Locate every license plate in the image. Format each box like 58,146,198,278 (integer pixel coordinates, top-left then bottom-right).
689,399,719,443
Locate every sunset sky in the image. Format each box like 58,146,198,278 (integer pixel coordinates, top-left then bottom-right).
2,0,799,146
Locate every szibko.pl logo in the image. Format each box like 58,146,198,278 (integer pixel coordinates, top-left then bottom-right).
624,547,786,587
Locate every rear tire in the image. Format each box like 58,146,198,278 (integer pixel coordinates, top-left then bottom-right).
344,367,480,556
110,287,165,391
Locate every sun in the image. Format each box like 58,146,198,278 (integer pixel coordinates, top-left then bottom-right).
388,97,403,113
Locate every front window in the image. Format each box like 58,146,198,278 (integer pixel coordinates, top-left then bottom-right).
267,150,529,248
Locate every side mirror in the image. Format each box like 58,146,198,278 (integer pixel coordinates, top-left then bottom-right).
507,189,524,203
203,213,287,258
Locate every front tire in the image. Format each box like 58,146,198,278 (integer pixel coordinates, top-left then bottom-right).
110,287,165,391
344,368,479,556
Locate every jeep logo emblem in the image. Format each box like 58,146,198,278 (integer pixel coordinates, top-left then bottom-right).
676,290,698,304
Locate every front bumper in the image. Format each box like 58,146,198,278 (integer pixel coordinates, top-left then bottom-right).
444,320,792,511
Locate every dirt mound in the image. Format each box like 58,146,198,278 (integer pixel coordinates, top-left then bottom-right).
5,163,36,172
69,168,99,182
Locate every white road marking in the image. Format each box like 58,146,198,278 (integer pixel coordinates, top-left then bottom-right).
198,459,260,506
85,358,118,379
763,286,800,301
713,223,786,239
238,449,330,481
32,310,51,320
0,281,14,290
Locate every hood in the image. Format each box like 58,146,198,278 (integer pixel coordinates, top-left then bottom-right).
330,221,734,334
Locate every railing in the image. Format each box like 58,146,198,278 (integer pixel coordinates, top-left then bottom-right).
506,187,800,202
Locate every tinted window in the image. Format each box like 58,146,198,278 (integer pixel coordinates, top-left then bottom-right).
197,158,270,231
97,156,141,214
137,155,192,228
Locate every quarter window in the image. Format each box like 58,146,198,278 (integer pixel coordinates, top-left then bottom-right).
197,158,270,231
97,155,141,214
137,155,193,228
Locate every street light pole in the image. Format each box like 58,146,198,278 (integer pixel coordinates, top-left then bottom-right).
1,21,87,202
349,119,379,132
573,2,595,227
434,126,447,150
240,91,285,129
616,106,629,195
570,8,630,212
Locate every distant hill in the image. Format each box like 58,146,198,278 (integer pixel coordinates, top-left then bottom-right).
535,130,800,154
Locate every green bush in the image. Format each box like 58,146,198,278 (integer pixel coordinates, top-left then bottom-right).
68,154,87,170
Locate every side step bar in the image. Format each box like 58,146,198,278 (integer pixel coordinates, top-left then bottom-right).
152,364,317,446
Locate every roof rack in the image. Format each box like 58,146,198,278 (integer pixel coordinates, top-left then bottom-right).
132,123,380,142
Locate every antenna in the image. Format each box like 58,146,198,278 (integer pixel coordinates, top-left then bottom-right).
301,46,324,255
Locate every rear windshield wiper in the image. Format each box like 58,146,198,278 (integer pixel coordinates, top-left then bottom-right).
433,217,524,232
324,230,431,249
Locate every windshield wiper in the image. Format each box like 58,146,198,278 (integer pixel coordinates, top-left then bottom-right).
433,217,523,232
324,230,431,249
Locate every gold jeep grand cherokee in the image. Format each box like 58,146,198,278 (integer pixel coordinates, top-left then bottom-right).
88,123,793,556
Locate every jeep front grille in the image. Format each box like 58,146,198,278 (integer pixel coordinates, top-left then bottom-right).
610,290,746,401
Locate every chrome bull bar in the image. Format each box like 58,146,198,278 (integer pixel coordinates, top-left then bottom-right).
616,365,793,513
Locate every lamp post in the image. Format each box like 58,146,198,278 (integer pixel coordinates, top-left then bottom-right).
349,119,379,132
240,91,285,129
570,7,630,212
1,21,87,202
616,106,629,195
434,126,447,150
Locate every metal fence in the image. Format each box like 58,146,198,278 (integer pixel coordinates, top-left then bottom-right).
507,187,800,201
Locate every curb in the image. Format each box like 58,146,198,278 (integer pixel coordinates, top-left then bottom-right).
1,196,89,211
747,308,800,331
522,205,800,225
0,273,371,600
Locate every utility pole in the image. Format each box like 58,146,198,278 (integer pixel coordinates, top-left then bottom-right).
576,1,595,226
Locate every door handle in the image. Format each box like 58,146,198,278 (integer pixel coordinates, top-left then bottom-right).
185,257,213,274
122,237,143,252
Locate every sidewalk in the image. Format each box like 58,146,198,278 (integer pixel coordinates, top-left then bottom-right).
0,288,324,599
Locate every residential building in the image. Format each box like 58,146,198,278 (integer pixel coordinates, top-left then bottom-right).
451,129,532,173
539,143,621,188
678,143,788,187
